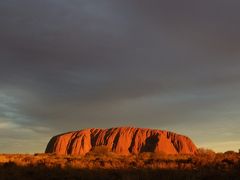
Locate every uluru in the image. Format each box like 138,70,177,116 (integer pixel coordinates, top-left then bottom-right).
45,127,197,155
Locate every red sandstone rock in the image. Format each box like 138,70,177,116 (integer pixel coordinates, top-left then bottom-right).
45,127,197,155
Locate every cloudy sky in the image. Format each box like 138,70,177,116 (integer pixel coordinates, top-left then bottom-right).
1,0,240,153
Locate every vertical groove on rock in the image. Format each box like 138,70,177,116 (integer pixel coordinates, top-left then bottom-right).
128,129,139,153
112,131,121,151
66,132,79,155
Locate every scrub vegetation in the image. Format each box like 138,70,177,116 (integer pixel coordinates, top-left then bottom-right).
0,147,239,180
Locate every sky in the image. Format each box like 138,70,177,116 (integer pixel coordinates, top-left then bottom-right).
0,0,240,153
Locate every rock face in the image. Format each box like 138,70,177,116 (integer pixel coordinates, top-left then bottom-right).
45,127,197,155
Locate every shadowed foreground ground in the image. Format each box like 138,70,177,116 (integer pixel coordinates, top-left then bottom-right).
1,165,239,180
0,148,239,180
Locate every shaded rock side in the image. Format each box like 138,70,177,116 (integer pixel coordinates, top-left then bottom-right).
45,127,197,155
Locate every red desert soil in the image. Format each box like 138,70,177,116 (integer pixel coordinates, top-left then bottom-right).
45,127,197,155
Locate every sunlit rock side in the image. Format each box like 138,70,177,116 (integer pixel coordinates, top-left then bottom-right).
45,127,197,155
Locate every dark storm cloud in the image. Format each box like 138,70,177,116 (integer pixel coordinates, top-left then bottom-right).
0,0,240,152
